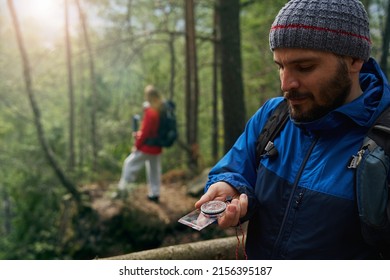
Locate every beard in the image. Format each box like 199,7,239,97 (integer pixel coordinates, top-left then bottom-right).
284,59,352,123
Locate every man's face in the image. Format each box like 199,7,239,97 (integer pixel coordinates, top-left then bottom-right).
273,48,352,122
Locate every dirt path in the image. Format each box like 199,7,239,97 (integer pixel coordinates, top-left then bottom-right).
89,182,198,224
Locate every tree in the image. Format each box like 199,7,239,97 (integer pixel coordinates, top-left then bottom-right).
218,0,246,153
185,0,200,169
212,1,221,162
380,0,390,76
75,0,99,171
65,0,76,171
7,0,81,203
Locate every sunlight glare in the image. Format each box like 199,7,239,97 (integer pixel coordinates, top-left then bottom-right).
14,0,67,46
22,0,62,24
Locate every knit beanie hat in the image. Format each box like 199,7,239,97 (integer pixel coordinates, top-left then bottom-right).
269,0,371,61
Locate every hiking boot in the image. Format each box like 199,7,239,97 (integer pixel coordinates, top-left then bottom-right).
147,195,159,203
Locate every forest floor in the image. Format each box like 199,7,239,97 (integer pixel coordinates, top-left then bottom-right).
80,168,236,258
87,169,200,225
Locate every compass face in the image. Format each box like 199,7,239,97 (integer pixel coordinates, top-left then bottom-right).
200,200,227,217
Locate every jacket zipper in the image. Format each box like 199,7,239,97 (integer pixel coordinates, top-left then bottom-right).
271,136,319,258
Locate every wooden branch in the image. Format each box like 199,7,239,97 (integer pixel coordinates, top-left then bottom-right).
97,236,246,260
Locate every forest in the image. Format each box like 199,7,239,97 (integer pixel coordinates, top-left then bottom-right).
0,0,389,260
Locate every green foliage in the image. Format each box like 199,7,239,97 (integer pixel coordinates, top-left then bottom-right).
241,0,287,115
0,168,64,259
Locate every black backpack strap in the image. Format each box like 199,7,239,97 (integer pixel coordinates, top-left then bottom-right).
352,105,390,256
368,106,390,157
255,99,289,169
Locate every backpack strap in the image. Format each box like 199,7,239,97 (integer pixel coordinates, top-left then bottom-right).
350,106,390,256
367,106,390,157
255,99,289,169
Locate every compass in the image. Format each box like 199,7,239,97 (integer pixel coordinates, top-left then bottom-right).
200,200,227,218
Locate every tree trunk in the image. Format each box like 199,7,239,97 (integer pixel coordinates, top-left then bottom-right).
380,0,390,77
75,0,99,171
168,32,176,101
1,188,11,235
126,0,133,39
218,0,246,153
65,0,76,171
212,2,221,163
185,0,200,170
7,0,81,203
99,236,246,260
161,3,176,101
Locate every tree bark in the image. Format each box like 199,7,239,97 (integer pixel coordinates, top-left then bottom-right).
99,236,246,260
168,32,176,100
7,0,81,203
218,0,246,153
65,0,76,171
380,0,390,77
75,0,99,171
185,0,200,170
212,2,221,162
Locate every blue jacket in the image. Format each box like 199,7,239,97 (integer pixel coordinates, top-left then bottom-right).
205,58,390,259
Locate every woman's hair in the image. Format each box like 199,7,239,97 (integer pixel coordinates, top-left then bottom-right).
144,85,163,111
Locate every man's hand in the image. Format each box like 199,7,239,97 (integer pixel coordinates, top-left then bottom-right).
195,182,248,228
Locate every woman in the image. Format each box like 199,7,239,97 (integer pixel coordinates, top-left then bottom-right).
117,85,163,202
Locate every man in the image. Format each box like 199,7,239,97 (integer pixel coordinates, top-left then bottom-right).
195,0,390,259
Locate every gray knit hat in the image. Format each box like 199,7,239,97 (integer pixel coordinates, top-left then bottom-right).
269,0,371,61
